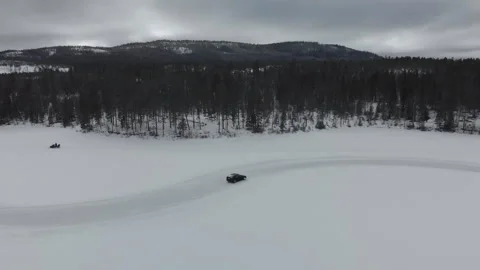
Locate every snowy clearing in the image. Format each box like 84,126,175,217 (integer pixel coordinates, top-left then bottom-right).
2,125,480,270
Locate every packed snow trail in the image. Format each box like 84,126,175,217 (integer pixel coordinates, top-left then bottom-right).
2,156,480,228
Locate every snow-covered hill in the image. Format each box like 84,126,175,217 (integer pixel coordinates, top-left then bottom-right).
0,39,380,64
1,125,480,270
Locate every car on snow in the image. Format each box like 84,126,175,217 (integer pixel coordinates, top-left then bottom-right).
226,173,247,183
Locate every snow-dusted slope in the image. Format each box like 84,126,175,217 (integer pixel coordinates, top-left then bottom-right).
0,40,380,64
1,50,23,57
0,61,69,74
1,125,480,270
0,64,37,74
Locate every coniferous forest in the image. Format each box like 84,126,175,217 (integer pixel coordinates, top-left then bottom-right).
1,57,480,138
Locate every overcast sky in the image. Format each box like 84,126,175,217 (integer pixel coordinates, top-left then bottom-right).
1,0,479,58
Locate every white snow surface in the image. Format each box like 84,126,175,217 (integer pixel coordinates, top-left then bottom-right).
2,124,480,270
0,64,38,74
172,46,193,54
42,48,57,56
0,64,69,74
71,46,109,54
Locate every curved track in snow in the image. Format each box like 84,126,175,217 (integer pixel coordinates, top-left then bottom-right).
2,156,480,228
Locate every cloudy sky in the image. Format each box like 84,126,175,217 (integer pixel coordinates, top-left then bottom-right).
1,0,479,57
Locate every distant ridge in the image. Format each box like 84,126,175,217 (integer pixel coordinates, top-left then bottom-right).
0,39,380,65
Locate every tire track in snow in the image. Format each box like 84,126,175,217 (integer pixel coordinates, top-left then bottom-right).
1,156,480,228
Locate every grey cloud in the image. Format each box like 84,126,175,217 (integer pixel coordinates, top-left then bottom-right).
154,0,480,57
0,33,61,50
0,0,479,58
158,0,450,30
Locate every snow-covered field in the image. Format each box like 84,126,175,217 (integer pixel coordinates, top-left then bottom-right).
2,125,480,269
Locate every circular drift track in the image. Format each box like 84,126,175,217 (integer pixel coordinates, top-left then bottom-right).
2,156,480,228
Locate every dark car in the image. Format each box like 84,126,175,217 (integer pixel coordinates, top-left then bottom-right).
49,143,60,149
226,173,247,183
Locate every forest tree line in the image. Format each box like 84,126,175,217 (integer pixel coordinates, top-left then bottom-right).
0,57,480,137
